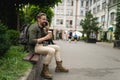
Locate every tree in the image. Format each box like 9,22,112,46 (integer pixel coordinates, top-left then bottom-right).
0,0,61,30
0,23,11,56
80,11,100,39
19,5,54,26
114,3,120,40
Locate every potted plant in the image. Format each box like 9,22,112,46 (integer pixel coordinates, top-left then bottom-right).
80,11,100,43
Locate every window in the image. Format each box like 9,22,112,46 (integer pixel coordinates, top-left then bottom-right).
97,5,100,12
86,1,89,7
113,0,117,4
97,17,100,22
101,15,105,26
101,15,105,22
67,0,73,6
66,20,73,28
93,0,96,3
80,10,84,16
60,9,64,15
110,12,115,23
90,0,92,6
56,9,64,15
71,0,74,6
56,19,63,25
56,10,59,15
85,11,88,15
109,0,117,5
93,7,96,14
102,2,106,10
70,20,72,25
81,1,84,7
66,9,73,16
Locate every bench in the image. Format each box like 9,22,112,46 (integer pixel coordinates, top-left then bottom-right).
23,53,40,64
23,53,44,80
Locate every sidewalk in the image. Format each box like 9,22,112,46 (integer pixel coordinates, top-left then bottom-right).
18,41,116,80
50,40,120,80
96,42,113,47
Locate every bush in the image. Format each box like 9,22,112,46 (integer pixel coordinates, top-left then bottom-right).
0,46,32,80
77,36,81,41
6,30,20,45
0,23,11,56
81,36,87,41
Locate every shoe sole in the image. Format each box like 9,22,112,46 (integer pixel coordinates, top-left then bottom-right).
55,70,69,72
41,75,52,79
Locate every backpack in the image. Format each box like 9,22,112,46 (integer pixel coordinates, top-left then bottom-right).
19,24,30,45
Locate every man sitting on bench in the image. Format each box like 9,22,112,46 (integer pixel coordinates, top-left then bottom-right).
27,12,69,79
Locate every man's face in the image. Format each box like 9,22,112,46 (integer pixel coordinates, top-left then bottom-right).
38,15,47,25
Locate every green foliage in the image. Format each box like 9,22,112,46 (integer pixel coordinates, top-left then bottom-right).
114,4,120,40
19,5,54,27
0,0,61,29
0,23,11,56
0,46,32,80
6,30,20,45
19,5,40,24
81,36,87,41
80,11,100,39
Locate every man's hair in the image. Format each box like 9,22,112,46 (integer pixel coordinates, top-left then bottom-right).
36,12,46,19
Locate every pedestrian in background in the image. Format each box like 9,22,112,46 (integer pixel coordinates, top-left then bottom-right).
73,32,78,43
68,31,72,43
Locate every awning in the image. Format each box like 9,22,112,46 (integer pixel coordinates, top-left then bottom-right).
108,25,113,31
108,27,113,31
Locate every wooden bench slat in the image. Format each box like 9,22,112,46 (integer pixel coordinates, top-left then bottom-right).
23,53,41,64
30,54,40,62
23,53,33,61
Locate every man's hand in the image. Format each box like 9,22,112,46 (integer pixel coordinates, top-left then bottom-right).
47,32,52,39
37,32,52,43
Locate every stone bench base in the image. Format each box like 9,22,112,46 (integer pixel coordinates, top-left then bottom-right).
23,53,44,80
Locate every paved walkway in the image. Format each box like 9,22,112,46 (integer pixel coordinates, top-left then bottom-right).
50,40,120,80
19,40,120,80
96,42,113,47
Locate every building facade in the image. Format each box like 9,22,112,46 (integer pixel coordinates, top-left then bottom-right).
51,0,119,41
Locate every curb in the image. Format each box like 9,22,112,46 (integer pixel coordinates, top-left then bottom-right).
18,68,32,80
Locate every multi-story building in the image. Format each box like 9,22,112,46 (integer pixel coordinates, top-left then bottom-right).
51,0,88,39
87,0,110,40
86,0,119,41
51,0,119,40
107,0,119,41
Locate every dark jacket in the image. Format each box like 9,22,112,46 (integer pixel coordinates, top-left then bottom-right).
28,22,47,53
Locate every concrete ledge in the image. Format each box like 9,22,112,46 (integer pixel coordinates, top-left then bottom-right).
20,54,44,80
19,69,32,80
113,40,120,49
86,38,97,43
26,55,44,80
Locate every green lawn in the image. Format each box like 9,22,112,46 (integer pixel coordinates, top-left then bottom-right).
0,46,32,80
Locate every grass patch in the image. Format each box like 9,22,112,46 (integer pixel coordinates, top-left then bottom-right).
0,45,32,80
